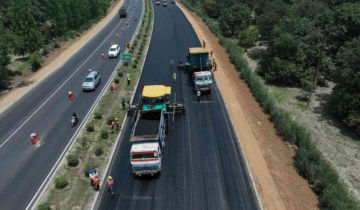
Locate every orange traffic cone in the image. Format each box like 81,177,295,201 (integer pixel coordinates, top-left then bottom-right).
31,133,40,145
116,34,119,39
102,54,105,60
68,91,75,100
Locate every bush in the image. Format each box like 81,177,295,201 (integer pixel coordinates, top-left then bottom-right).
124,62,129,66
66,154,79,167
106,116,115,125
132,64,137,68
29,51,44,71
129,49,133,54
114,78,120,83
37,203,51,210
137,55,141,60
67,30,77,39
94,111,102,119
118,72,123,77
84,162,97,176
135,60,139,65
101,129,109,139
42,48,49,57
94,145,104,157
54,176,68,189
133,42,137,47
86,123,94,132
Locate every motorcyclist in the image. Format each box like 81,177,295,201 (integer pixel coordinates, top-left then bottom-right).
72,111,79,121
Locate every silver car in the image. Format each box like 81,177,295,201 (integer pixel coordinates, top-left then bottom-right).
108,44,121,58
82,71,101,91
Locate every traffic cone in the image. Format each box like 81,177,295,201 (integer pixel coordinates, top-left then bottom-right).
31,132,40,145
68,91,75,100
116,34,119,39
121,28,124,33
89,69,92,73
102,54,105,60
110,43,113,47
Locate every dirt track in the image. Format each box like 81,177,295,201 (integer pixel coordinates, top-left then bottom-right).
178,2,319,210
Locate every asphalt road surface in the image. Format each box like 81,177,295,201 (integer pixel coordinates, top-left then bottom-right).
95,1,260,210
0,0,143,209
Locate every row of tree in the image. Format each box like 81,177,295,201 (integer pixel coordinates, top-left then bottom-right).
198,0,360,135
0,0,113,90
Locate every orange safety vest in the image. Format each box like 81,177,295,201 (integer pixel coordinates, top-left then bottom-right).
93,177,99,186
107,179,114,187
112,84,116,90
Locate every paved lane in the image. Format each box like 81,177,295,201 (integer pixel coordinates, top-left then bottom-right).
0,0,143,209
96,1,259,210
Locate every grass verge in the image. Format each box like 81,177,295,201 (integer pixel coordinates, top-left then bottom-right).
180,0,360,209
36,0,153,209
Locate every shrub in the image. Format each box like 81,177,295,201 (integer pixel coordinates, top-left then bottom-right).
29,51,44,71
114,78,120,83
135,60,139,65
106,116,115,125
132,64,137,68
137,55,141,60
118,72,123,77
101,129,109,139
129,49,133,54
54,176,68,189
37,203,51,210
67,30,77,39
94,111,102,119
66,154,79,167
94,145,104,157
42,48,49,57
124,62,129,66
133,42,137,47
84,162,97,176
86,123,94,132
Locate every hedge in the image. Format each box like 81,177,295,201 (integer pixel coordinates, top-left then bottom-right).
180,1,359,209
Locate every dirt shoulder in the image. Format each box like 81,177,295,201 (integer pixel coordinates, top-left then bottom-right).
178,3,319,210
0,0,124,114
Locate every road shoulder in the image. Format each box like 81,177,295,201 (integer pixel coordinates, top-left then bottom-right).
177,2,319,210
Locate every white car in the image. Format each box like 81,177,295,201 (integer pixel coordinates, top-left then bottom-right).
108,44,120,58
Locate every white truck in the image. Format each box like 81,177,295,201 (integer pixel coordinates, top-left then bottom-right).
194,71,213,93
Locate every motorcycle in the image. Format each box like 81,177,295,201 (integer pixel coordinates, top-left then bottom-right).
71,115,79,127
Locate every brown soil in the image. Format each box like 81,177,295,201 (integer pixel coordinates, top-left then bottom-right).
178,2,319,210
0,0,124,114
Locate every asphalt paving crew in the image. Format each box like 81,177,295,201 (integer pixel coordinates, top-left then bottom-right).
89,169,95,186
115,118,120,133
93,175,100,191
111,82,117,93
127,74,130,85
197,89,201,102
210,50,213,58
173,73,177,83
170,60,174,69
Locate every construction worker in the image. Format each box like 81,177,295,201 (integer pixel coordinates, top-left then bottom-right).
89,169,95,186
210,50,213,58
93,176,100,191
214,63,218,71
115,118,120,133
121,97,126,110
173,73,177,83
212,57,215,66
170,60,174,69
110,122,115,134
127,74,130,85
197,90,201,102
203,38,206,48
107,176,115,195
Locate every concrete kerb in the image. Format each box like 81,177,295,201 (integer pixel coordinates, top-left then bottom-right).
90,0,151,209
29,2,139,210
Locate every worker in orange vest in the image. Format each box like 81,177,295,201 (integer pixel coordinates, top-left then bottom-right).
110,122,115,134
93,176,100,191
111,82,117,93
107,176,115,195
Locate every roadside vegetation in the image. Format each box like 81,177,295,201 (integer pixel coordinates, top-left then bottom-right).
36,0,153,209
0,0,115,91
181,0,360,209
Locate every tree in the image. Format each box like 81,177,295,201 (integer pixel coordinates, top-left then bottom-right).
9,0,43,55
258,17,323,85
237,26,259,51
330,37,360,135
202,0,222,18
219,3,251,37
0,12,14,90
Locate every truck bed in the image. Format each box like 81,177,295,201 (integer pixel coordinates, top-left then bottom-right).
133,112,161,136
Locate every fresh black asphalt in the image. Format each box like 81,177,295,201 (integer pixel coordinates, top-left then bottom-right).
0,0,142,209
96,1,260,210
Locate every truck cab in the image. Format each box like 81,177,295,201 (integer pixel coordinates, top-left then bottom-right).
130,142,162,176
194,71,213,92
171,0,175,4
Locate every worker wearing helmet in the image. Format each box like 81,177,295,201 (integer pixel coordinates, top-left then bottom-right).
197,90,201,102
107,176,114,187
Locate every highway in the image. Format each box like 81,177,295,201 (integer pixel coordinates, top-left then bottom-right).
0,0,143,209
95,1,260,210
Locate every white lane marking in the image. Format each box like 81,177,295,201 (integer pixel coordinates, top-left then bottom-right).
0,4,131,149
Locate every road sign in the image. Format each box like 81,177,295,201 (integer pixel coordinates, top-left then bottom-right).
126,43,131,49
121,53,132,61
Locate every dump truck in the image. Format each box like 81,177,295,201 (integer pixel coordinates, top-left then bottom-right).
129,85,185,177
119,6,127,18
163,0,167,7
187,47,213,93
156,0,160,5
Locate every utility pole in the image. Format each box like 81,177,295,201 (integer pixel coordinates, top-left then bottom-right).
307,32,327,108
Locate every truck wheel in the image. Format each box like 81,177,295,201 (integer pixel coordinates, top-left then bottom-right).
157,172,162,178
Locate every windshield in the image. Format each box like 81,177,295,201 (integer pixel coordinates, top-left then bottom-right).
109,48,117,51
84,78,94,82
131,152,158,160
195,76,212,82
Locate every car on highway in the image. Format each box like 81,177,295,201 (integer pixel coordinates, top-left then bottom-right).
108,44,121,58
82,71,101,91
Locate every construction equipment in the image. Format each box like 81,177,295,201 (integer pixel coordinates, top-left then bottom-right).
163,0,167,7
128,85,185,177
119,7,127,18
187,47,213,93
